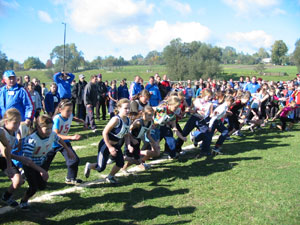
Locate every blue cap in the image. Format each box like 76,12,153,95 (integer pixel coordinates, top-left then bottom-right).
3,70,16,78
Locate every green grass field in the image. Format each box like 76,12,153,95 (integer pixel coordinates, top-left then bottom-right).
14,64,299,85
1,118,300,224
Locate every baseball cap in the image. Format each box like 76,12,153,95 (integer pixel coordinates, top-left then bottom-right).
79,74,85,79
3,70,16,78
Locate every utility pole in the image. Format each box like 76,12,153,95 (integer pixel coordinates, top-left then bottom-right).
62,22,66,72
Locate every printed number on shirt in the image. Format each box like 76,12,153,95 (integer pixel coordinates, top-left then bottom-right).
58,124,70,133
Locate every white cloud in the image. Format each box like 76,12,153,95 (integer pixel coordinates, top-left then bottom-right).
56,0,154,33
105,20,211,52
223,0,280,16
106,26,143,44
146,21,211,50
38,10,53,23
163,0,191,15
224,30,273,53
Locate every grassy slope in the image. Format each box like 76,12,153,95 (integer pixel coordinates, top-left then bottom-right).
1,119,300,225
14,64,298,85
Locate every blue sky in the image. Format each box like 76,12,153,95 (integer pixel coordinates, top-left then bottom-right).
0,0,300,63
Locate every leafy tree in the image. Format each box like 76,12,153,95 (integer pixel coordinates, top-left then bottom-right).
46,59,53,68
130,54,144,65
221,46,237,64
163,39,222,80
23,57,45,70
144,50,164,65
253,47,270,60
90,56,103,69
50,43,84,72
292,39,300,72
0,51,8,76
6,59,15,70
271,40,288,65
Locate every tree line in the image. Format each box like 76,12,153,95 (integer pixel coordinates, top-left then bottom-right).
0,38,300,79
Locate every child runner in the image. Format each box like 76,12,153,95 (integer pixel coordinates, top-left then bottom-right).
0,109,24,208
151,96,187,159
176,89,213,154
272,100,297,131
44,100,86,185
0,109,44,208
206,96,234,155
122,106,155,173
84,98,131,184
19,115,75,210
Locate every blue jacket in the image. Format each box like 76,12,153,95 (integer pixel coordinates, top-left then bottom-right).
0,84,34,121
53,72,75,99
145,83,162,106
118,85,129,99
44,91,61,114
185,87,194,99
130,82,142,99
244,82,260,94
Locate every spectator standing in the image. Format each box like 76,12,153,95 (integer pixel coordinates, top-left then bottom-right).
140,78,145,90
44,83,60,117
84,75,98,132
17,77,23,87
32,78,42,99
244,76,260,94
118,79,129,99
0,70,33,125
41,83,48,99
53,72,75,100
71,80,77,115
108,80,118,118
185,83,194,106
129,76,142,99
27,82,42,119
145,76,162,107
23,75,30,89
156,75,167,100
96,74,107,120
72,74,87,121
161,74,171,95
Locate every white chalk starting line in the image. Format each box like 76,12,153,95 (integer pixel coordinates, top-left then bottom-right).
1,133,225,215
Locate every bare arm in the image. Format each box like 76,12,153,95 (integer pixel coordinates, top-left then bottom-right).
102,117,119,155
0,130,12,168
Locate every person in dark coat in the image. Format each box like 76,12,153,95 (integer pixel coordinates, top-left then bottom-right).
96,74,107,120
72,74,87,120
84,75,98,132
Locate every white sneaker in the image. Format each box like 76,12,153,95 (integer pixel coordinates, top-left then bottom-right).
107,158,114,165
190,131,195,142
84,162,91,178
179,150,187,155
92,129,97,133
121,169,130,175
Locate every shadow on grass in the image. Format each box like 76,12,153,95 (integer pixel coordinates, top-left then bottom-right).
1,187,195,225
126,156,262,187
222,129,292,155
